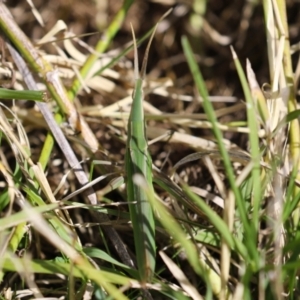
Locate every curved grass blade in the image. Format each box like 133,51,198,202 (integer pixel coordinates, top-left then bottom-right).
182,36,256,296
181,37,245,233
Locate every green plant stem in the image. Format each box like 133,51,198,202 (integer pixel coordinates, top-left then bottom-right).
68,0,134,100
276,0,300,225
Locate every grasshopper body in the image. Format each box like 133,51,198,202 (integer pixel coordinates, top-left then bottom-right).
125,26,157,283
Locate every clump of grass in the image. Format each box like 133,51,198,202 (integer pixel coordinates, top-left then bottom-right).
0,0,299,299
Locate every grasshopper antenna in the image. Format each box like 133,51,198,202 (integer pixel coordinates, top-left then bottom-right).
130,23,139,82
131,8,173,80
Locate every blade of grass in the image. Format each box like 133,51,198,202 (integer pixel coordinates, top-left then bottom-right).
93,24,165,78
232,52,262,249
0,202,58,230
20,200,130,299
68,0,134,100
275,0,300,226
181,37,245,230
0,88,46,101
182,36,261,297
181,184,248,259
2,253,131,300
24,186,83,252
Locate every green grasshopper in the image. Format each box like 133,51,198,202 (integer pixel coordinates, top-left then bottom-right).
125,25,158,283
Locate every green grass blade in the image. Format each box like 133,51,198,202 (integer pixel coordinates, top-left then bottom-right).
68,0,134,100
182,184,248,259
0,202,58,230
182,36,261,295
233,53,262,238
83,247,138,278
25,186,84,251
0,88,46,101
2,255,131,300
181,37,260,261
181,36,244,228
93,25,160,78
